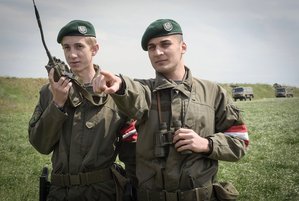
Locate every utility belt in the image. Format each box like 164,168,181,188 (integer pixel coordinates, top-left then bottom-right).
51,168,112,187
137,185,213,201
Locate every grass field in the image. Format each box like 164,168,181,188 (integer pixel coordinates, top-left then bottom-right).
0,77,299,200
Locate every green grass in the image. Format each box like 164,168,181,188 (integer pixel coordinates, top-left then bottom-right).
218,98,299,200
0,77,50,200
1,77,299,200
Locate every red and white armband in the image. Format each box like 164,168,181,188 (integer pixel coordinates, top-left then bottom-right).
120,120,138,142
224,124,249,147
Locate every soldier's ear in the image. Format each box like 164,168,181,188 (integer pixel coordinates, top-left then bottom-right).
92,44,99,56
181,42,187,54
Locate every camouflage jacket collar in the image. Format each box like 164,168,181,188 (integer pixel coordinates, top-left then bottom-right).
72,64,101,85
153,66,193,94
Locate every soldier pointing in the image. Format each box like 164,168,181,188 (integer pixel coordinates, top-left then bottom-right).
93,19,249,201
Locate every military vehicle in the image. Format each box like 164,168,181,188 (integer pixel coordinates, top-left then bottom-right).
232,87,254,101
275,87,294,98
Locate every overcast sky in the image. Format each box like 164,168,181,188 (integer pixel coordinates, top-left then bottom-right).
1,0,298,86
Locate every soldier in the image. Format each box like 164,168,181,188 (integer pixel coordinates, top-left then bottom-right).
93,19,249,201
29,20,137,201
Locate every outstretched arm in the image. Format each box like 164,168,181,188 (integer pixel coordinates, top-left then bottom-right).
94,72,152,121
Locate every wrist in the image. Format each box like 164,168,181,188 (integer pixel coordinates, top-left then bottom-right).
205,137,213,155
53,101,64,112
115,75,126,95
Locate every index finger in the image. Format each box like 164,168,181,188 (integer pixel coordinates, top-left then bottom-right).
92,73,103,93
100,70,114,79
48,68,55,84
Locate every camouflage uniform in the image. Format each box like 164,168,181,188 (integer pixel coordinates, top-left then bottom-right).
29,68,136,201
111,67,248,201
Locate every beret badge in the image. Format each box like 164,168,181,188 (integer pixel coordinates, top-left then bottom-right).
163,22,173,32
78,26,88,34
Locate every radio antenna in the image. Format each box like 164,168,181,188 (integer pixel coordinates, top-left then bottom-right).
32,0,55,64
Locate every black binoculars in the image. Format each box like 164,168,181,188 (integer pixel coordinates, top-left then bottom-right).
155,121,192,158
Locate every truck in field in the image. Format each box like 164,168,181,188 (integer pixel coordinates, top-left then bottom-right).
232,87,254,101
275,87,294,98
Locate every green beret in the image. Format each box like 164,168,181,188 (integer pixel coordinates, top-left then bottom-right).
57,20,96,43
141,19,183,51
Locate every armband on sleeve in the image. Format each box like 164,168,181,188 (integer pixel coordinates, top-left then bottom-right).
120,120,138,142
224,124,249,147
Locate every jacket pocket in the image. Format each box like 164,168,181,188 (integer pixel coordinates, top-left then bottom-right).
213,182,239,201
137,165,157,189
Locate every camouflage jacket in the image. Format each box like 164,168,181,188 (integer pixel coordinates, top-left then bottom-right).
28,75,136,200
111,67,248,193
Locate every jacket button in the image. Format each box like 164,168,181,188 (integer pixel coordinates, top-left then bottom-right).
86,121,95,128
